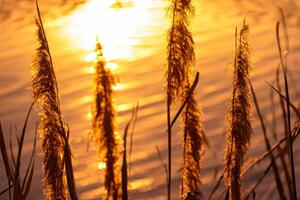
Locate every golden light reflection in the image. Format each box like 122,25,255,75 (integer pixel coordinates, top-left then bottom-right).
84,66,96,74
64,0,156,61
87,110,93,120
112,83,122,91
105,63,118,71
129,178,154,191
98,162,107,170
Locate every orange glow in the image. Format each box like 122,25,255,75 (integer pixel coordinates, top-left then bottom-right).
97,162,107,170
63,0,156,61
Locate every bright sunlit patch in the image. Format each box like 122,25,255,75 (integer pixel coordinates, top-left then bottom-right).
63,0,157,61
87,110,93,120
112,83,122,91
97,162,107,170
105,62,118,71
85,52,97,62
129,178,154,190
83,66,96,74
79,95,93,104
116,103,132,112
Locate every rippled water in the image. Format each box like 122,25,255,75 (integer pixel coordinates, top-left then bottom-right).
1,0,300,199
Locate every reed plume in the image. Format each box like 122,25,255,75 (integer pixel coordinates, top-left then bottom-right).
224,21,252,200
181,92,207,200
91,39,121,200
32,16,66,200
166,1,195,199
31,1,78,199
166,0,195,105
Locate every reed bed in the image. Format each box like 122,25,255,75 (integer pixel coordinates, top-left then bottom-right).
1,1,300,200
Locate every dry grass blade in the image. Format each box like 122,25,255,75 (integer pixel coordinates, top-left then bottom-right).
156,146,168,191
128,101,139,175
270,88,278,141
0,122,13,199
249,81,287,200
121,105,138,200
266,81,300,119
276,21,297,200
269,83,293,199
244,162,272,200
21,121,37,199
0,185,13,196
14,103,34,184
121,122,129,200
63,125,78,200
0,103,37,199
208,173,223,200
169,72,200,131
277,145,293,199
209,121,300,200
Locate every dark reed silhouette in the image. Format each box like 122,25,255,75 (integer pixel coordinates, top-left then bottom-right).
121,104,138,200
276,18,298,200
224,21,252,200
91,39,121,200
31,1,77,199
0,104,36,200
249,81,287,200
166,0,195,199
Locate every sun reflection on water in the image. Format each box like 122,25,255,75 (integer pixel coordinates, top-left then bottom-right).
64,0,156,61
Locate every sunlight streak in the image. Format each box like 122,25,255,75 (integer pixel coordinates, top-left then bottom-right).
64,0,156,61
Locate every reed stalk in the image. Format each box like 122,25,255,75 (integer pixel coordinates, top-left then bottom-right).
0,104,36,200
180,92,207,200
91,40,121,200
249,81,287,200
31,1,77,199
224,21,252,200
276,21,297,200
166,1,195,199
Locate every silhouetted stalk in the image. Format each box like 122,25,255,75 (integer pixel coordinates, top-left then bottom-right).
276,21,297,200
166,0,195,198
121,104,138,200
224,21,252,200
270,84,293,200
167,102,171,200
210,121,300,200
33,3,66,199
32,2,78,200
156,146,169,192
0,104,37,200
91,40,120,200
128,102,139,175
249,81,287,200
121,123,129,200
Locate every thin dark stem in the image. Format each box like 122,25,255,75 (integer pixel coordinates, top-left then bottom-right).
250,81,286,200
276,21,297,200
169,72,200,131
167,100,171,200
